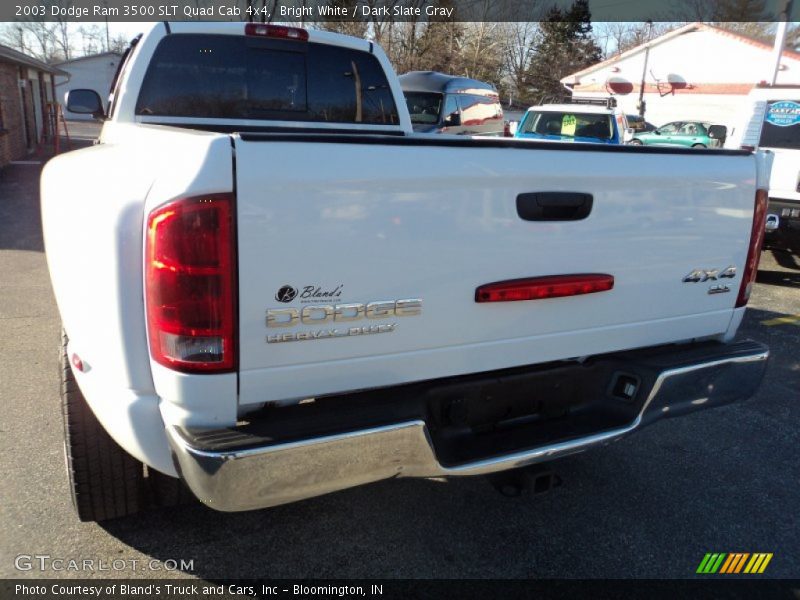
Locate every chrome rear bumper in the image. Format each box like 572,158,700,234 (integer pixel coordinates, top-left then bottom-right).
167,340,768,512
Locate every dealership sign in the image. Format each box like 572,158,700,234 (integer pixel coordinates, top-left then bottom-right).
765,101,800,127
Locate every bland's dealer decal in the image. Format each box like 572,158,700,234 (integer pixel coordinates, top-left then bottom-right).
275,284,344,304
266,285,421,343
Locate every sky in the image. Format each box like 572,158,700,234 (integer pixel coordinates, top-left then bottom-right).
106,21,154,41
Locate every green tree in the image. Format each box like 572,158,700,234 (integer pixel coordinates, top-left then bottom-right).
681,0,769,21
524,0,602,104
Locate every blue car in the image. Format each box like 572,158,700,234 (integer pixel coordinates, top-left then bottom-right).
515,98,631,145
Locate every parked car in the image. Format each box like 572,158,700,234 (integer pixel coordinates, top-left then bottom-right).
631,121,727,148
726,84,800,254
46,22,770,521
515,97,631,144
625,114,656,133
399,71,504,136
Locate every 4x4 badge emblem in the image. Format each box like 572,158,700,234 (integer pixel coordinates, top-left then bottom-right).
683,266,736,283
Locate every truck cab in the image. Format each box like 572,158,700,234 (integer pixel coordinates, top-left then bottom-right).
515,97,631,145
399,70,504,136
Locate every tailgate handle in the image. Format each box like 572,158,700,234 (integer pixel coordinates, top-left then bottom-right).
517,192,593,221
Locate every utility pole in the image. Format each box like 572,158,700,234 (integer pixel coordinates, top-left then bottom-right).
104,1,110,51
769,0,793,85
637,20,653,118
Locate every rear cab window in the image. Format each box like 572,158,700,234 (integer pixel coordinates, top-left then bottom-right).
405,92,442,125
136,34,399,125
521,111,613,140
759,100,800,150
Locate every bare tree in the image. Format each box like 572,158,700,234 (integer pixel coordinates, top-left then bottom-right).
78,24,106,55
313,0,369,39
501,21,538,102
788,24,800,51
365,0,405,59
53,21,72,60
108,33,130,54
389,21,422,74
0,24,28,54
461,21,503,83
19,20,58,62
678,0,769,21
712,22,775,42
601,22,670,57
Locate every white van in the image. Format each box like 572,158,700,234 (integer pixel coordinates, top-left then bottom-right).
727,84,800,253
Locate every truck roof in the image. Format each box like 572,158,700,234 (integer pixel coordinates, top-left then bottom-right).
527,103,616,114
133,21,374,54
398,71,499,97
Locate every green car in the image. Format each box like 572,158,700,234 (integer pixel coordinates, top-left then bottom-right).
631,121,727,148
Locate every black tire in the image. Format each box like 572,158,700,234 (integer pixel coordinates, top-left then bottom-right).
629,139,643,145
149,468,196,508
692,143,706,149
61,330,145,521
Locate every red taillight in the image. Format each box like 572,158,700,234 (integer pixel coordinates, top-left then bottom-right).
475,274,614,303
146,194,237,373
740,145,755,152
245,23,309,41
736,188,768,308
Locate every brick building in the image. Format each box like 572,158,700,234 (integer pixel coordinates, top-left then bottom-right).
0,44,67,169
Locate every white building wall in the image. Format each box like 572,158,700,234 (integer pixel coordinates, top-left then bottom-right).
571,28,800,130
574,90,752,130
55,54,120,121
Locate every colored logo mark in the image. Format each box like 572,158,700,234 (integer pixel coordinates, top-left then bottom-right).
765,101,800,127
696,553,773,574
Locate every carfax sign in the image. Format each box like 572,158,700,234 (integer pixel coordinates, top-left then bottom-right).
765,101,800,127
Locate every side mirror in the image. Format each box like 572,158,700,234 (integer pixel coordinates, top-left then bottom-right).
653,129,661,135
708,125,727,140
444,112,461,127
66,89,105,120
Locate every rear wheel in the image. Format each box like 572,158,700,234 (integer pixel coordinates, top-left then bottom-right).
629,139,643,145
692,143,706,149
61,330,145,521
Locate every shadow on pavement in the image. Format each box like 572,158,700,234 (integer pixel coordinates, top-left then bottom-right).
755,250,800,288
756,269,800,288
769,249,800,271
0,164,46,252
0,140,94,252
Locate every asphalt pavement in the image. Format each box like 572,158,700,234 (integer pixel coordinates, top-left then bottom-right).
0,139,798,580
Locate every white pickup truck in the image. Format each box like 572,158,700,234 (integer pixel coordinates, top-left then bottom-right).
43,22,771,521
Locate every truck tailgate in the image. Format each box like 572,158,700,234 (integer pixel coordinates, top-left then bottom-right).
234,136,757,407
